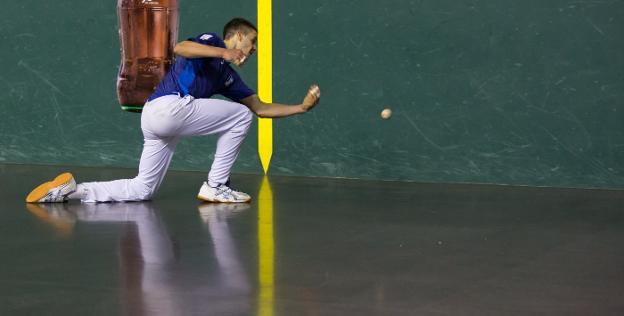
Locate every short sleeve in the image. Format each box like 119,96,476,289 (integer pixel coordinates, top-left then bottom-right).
188,33,221,47
220,68,256,102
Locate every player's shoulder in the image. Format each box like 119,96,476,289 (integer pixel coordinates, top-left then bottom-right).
197,32,223,41
188,32,225,47
197,32,219,41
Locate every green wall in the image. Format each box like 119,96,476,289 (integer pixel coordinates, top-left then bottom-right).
1,0,623,189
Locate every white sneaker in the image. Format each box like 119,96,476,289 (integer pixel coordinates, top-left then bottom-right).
26,172,77,203
197,182,251,203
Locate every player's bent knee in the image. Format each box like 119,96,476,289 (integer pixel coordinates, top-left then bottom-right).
138,190,154,201
239,107,253,125
140,185,159,201
130,178,157,201
243,108,253,123
229,106,253,133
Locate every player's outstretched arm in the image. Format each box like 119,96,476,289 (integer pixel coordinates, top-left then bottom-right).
241,85,321,118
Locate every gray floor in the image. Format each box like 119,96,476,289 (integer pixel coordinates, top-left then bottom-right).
1,163,623,315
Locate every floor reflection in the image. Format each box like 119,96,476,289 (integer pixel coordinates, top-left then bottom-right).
26,202,252,316
25,203,76,238
257,176,274,316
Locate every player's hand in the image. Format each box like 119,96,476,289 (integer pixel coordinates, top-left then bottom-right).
301,84,321,112
222,49,246,65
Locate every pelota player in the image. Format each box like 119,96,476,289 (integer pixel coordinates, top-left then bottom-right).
26,17,320,204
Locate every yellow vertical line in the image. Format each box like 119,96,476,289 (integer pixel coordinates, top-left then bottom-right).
257,176,274,316
258,0,273,174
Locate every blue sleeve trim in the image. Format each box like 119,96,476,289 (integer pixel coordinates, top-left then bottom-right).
178,60,196,95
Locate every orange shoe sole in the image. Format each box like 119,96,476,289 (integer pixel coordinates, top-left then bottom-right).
26,172,74,203
25,203,76,236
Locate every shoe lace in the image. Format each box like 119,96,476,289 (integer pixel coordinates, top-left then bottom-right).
216,185,234,197
45,190,65,202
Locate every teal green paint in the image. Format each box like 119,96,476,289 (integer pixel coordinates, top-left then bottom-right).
1,0,623,189
0,0,261,175
270,0,624,188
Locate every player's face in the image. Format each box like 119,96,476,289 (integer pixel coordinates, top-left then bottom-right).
237,31,257,64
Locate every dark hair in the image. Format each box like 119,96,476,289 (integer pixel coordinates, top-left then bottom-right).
223,18,257,40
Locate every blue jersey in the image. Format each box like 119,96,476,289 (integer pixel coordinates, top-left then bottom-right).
148,33,255,102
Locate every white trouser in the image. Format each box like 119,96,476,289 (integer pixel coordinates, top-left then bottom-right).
78,94,253,202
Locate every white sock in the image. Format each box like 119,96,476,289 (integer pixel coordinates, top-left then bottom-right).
67,184,88,200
